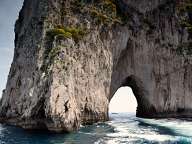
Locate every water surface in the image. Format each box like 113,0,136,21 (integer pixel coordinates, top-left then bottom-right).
1,113,192,144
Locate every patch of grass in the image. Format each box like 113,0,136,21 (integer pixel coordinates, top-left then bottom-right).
47,28,73,38
47,26,87,42
64,27,87,41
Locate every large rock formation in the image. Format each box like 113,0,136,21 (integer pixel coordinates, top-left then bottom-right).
1,0,192,132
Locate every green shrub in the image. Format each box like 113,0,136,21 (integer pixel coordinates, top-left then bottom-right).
72,0,126,25
64,27,87,41
47,27,87,42
47,29,72,39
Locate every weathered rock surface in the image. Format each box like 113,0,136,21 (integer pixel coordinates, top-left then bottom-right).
1,0,192,132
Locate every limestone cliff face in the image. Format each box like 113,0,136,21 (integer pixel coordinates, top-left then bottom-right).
0,0,192,132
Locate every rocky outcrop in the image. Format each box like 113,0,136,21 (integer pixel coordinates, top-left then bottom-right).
1,0,192,132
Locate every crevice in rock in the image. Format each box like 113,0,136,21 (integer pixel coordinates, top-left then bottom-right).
31,97,46,119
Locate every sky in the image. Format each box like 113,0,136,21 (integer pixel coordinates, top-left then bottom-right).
0,0,137,113
0,0,24,96
109,87,137,113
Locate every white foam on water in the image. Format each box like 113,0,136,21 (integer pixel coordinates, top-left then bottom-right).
0,124,5,135
139,118,192,137
106,132,176,142
104,113,192,143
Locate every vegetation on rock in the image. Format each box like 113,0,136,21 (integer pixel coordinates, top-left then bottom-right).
176,0,192,13
47,26,87,42
177,0,192,33
71,0,128,26
176,0,192,56
176,42,192,56
41,46,62,74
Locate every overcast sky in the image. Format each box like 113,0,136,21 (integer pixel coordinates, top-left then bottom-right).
109,87,137,113
0,0,137,112
0,0,24,97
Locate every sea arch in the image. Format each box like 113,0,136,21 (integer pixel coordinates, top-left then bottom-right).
109,75,157,118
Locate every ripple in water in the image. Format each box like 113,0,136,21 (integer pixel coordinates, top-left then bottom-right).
1,113,192,144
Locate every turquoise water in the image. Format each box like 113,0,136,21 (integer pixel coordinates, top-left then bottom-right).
1,113,192,144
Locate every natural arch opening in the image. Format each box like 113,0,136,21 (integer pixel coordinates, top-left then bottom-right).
109,75,157,118
109,87,138,115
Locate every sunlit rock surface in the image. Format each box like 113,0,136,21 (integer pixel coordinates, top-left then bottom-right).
0,0,192,132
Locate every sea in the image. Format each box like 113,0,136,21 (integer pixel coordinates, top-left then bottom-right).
0,112,192,144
